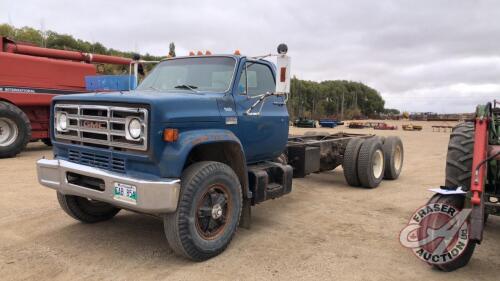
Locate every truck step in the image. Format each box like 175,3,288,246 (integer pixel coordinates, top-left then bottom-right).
266,183,284,199
248,161,293,205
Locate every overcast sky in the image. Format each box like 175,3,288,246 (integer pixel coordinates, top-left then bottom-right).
1,0,499,113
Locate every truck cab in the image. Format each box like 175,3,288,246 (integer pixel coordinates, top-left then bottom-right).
37,46,293,261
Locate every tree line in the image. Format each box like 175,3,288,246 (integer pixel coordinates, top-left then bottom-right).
289,78,399,120
1,23,399,119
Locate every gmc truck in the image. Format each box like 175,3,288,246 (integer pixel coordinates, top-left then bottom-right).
37,44,404,261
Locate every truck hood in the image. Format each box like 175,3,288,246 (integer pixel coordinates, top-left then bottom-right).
53,90,226,124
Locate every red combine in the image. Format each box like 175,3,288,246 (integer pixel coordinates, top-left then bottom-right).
0,37,135,158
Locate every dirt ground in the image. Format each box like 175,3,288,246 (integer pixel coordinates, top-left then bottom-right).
1,120,499,281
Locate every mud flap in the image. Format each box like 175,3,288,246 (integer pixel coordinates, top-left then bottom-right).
239,198,252,229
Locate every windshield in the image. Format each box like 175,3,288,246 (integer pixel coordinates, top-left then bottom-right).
137,57,236,93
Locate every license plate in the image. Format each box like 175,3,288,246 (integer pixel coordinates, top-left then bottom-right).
113,182,137,204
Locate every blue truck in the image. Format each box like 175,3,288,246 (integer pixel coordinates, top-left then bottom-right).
36,44,404,261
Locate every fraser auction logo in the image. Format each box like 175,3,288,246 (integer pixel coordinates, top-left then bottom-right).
399,202,471,265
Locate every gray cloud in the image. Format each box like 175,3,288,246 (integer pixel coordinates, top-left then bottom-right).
1,0,499,113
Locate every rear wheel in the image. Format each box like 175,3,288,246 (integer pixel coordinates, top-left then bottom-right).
0,102,31,158
357,137,385,188
446,123,474,189
382,136,404,179
57,192,120,223
343,138,364,187
163,161,242,261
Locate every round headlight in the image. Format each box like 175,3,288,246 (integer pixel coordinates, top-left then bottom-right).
128,118,142,139
58,113,68,131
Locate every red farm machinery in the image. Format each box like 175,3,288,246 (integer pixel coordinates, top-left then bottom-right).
423,101,500,271
0,36,139,158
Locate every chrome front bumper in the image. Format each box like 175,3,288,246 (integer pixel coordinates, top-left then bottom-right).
36,159,180,214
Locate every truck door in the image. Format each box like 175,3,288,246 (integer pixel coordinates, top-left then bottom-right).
232,59,289,163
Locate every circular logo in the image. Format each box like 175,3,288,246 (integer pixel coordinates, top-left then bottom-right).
400,202,471,265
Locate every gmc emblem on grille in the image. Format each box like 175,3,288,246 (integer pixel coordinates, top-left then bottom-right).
82,120,107,129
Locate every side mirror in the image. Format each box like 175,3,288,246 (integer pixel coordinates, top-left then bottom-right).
276,54,290,95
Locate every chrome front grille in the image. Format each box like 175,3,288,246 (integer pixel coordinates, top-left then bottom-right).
54,104,148,151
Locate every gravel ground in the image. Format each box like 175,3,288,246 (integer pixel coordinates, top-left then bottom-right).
1,120,499,281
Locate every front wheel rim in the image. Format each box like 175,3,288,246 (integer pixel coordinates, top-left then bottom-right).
195,184,232,240
0,117,19,147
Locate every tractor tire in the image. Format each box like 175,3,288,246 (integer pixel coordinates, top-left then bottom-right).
42,138,52,146
424,194,476,271
0,101,31,158
445,123,474,190
382,136,404,180
163,161,242,261
343,138,364,187
357,137,385,188
422,122,476,271
57,192,120,223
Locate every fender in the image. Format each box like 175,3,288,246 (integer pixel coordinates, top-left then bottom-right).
160,128,247,180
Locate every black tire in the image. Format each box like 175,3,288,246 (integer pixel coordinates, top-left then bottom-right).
445,123,474,190
343,138,364,187
56,192,120,223
425,194,476,271
424,122,476,271
0,101,31,158
357,137,385,188
163,161,242,261
382,136,404,180
42,138,52,146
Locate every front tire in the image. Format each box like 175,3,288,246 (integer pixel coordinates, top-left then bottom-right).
424,194,476,271
163,161,242,261
57,192,120,223
42,138,52,146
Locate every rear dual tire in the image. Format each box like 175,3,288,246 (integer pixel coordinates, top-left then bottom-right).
343,136,403,188
357,137,385,188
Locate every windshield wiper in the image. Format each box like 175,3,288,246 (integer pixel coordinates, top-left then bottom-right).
174,84,199,92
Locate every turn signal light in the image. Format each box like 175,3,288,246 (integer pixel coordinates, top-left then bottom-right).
163,128,179,142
